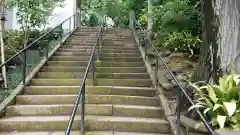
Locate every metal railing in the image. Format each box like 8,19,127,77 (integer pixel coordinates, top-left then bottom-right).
131,15,216,135
0,13,79,94
64,16,106,135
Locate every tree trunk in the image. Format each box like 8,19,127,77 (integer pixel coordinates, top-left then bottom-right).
147,0,153,41
0,0,7,88
196,0,240,83
216,0,240,73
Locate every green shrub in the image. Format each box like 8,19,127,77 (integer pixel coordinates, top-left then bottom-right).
3,30,24,59
162,31,201,56
189,74,240,129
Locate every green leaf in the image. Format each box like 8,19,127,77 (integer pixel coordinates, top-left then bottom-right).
207,86,218,103
203,108,211,115
213,104,222,111
223,102,236,117
217,115,226,128
188,104,204,111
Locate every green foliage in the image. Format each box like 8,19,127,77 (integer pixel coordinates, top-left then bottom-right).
162,32,201,56
153,0,200,33
189,74,240,129
3,30,24,59
89,13,99,26
8,0,64,29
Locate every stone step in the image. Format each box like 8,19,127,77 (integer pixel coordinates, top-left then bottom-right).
100,57,143,62
42,66,86,72
0,131,170,135
50,56,90,61
61,45,138,50
50,56,143,62
95,67,147,73
47,61,145,67
54,52,141,57
30,79,152,87
16,95,158,106
0,115,170,133
36,72,149,79
58,48,140,53
63,43,136,46
42,66,146,73
6,104,164,118
24,86,156,97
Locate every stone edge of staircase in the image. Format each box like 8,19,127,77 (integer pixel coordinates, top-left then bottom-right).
0,28,79,117
131,29,185,135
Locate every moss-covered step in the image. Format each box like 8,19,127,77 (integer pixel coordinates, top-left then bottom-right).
36,72,149,79
100,57,143,62
58,48,90,52
0,131,115,135
6,104,113,116
47,61,145,67
24,86,156,97
50,56,90,61
58,48,140,53
30,79,152,87
50,56,143,62
0,131,172,135
16,94,159,106
47,61,89,66
102,53,141,57
42,66,86,72
30,79,91,86
0,115,170,134
95,67,147,73
95,61,145,67
54,52,92,56
60,45,97,50
61,45,138,50
101,49,140,53
6,104,163,118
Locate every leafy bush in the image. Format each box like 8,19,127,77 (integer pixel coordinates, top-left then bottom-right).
153,0,200,34
3,30,24,59
162,31,201,56
189,74,240,129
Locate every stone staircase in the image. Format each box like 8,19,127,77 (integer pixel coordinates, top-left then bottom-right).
0,28,171,135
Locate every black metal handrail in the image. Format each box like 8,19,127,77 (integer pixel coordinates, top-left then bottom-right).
132,15,216,135
0,13,79,89
65,16,106,135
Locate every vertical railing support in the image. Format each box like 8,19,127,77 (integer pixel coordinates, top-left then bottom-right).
81,82,85,134
155,58,159,87
97,39,100,61
45,43,49,59
60,24,63,44
176,89,181,135
69,17,72,34
145,42,148,60
92,55,95,86
22,50,27,85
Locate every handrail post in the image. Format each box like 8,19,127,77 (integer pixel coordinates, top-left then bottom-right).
92,55,95,86
155,58,159,87
22,50,27,84
145,42,148,60
100,27,103,53
97,38,100,61
81,82,85,134
69,17,72,34
176,88,181,135
60,24,63,44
